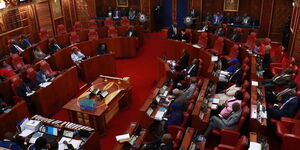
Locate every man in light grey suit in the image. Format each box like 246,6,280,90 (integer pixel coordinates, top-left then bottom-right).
173,78,197,102
203,102,242,137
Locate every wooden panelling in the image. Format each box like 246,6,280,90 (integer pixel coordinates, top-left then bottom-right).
96,0,141,12
289,0,300,62
36,1,54,36
270,0,293,41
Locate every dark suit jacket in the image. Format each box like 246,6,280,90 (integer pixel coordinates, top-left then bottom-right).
167,26,179,39
17,82,37,98
215,28,225,36
229,69,243,83
229,32,241,42
273,73,292,86
177,53,190,69
0,140,22,150
21,38,32,48
180,33,190,43
36,71,48,84
49,42,63,53
125,29,137,37
267,96,299,119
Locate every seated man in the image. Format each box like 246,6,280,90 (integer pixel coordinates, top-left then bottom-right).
20,34,32,48
96,43,108,55
0,132,22,150
174,59,199,87
10,39,24,54
173,77,197,104
167,23,179,40
163,102,184,130
266,81,297,104
228,28,241,42
179,29,190,43
36,68,52,84
176,49,190,70
17,78,38,103
49,38,64,53
142,133,173,150
214,24,226,36
218,63,242,89
219,90,243,118
214,80,243,105
33,46,47,60
203,102,242,137
263,68,293,89
70,46,86,65
125,26,137,37
0,61,16,78
267,92,299,120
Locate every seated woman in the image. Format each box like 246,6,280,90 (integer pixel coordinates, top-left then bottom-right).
164,103,183,130
33,46,47,60
214,80,242,105
96,43,108,55
0,61,16,78
219,90,243,118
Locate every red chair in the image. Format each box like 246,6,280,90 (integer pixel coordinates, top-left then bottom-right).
241,80,249,93
88,29,99,41
221,44,239,62
242,57,249,66
121,16,130,27
207,37,224,56
26,67,37,83
104,17,115,28
212,106,249,137
185,28,192,42
10,75,23,95
197,32,208,48
73,21,82,32
241,64,249,81
108,26,118,38
39,28,49,40
180,112,190,127
276,119,300,150
69,32,80,44
88,19,98,29
10,54,29,70
244,32,256,50
38,60,59,76
186,103,194,114
167,125,185,149
242,91,250,106
272,46,285,63
235,28,243,42
197,59,203,77
214,135,248,150
56,24,67,36
271,57,295,76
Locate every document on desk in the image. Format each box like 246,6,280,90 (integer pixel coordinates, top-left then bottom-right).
252,81,259,86
154,111,165,121
146,108,153,116
220,71,230,75
29,132,43,144
192,45,201,49
39,82,52,88
211,56,218,62
19,129,34,137
116,133,130,143
251,105,258,119
69,139,82,149
249,142,262,150
26,91,35,97
211,104,218,110
260,111,267,119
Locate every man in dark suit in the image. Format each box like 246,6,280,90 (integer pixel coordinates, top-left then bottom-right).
203,102,242,137
113,8,121,20
17,78,38,103
241,13,252,26
189,7,198,18
36,68,51,84
9,39,24,54
179,29,190,43
228,28,241,42
266,81,297,104
212,11,223,25
267,95,299,120
20,34,32,49
0,132,22,150
263,68,293,89
120,8,127,17
49,38,64,54
214,24,226,36
153,5,163,32
177,49,190,70
125,27,137,37
142,133,173,150
167,23,179,40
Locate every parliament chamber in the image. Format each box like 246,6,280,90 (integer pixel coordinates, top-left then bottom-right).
0,0,300,150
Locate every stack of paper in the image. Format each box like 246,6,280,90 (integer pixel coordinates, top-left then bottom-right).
211,56,218,62
211,104,218,110
249,142,262,150
192,45,201,49
69,139,82,149
40,82,52,88
116,133,131,143
154,111,165,121
19,129,34,137
252,81,259,86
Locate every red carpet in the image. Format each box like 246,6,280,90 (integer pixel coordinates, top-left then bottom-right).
52,32,167,150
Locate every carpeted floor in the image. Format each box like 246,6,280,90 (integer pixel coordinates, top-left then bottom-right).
52,32,168,150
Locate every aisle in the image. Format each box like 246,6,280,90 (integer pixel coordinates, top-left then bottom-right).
99,32,167,149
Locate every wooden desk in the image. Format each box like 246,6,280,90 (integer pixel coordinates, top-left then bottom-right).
250,86,267,134
179,127,206,150
63,77,132,136
30,115,100,150
80,54,117,83
249,132,269,150
191,79,216,130
31,66,79,117
0,101,29,137
113,122,147,150
165,39,213,78
250,56,264,82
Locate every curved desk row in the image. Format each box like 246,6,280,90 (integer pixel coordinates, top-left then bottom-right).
0,101,29,137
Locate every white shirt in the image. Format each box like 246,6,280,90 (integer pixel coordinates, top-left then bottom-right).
71,51,85,64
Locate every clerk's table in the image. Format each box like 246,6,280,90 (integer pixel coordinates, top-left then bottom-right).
63,76,132,136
